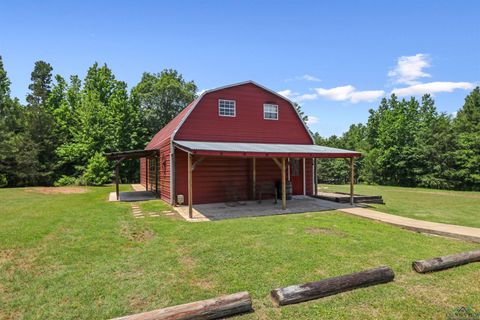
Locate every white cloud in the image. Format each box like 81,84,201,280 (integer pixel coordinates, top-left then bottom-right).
286,74,322,82
315,85,384,103
277,89,296,99
306,116,319,125
294,93,317,102
300,74,322,82
391,81,475,97
388,53,431,85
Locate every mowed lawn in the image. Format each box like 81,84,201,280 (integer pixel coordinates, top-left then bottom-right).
1,186,479,319
320,184,480,228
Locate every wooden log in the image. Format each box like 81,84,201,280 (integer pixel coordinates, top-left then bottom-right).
270,266,394,306
111,291,253,320
412,250,480,273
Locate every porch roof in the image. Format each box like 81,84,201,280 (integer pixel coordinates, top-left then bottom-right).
174,140,361,158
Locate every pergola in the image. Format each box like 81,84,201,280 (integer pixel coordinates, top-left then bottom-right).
173,140,361,218
104,149,159,200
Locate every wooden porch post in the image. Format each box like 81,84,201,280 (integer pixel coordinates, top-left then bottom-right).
350,157,355,205
282,157,286,210
115,161,120,200
302,158,306,195
155,157,159,195
252,158,256,200
188,152,193,218
145,158,149,191
314,158,318,196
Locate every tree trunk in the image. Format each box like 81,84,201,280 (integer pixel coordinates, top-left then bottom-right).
270,266,395,306
111,291,252,320
412,250,480,273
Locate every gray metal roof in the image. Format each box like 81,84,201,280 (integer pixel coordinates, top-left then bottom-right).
174,140,360,157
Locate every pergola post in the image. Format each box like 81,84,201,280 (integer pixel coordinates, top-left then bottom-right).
314,158,318,196
252,158,256,200
188,152,193,218
281,157,286,210
155,157,159,195
350,157,355,205
115,161,120,200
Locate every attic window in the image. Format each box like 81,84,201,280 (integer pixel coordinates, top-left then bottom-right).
218,99,236,117
264,104,278,120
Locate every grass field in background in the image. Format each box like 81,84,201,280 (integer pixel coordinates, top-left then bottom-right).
319,184,480,228
1,185,479,319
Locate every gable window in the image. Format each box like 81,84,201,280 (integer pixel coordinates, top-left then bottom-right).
218,99,236,117
263,104,278,120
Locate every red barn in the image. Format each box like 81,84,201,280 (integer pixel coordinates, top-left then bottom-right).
139,81,360,215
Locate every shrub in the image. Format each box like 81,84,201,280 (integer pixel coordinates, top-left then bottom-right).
0,174,7,188
83,153,112,186
54,175,78,187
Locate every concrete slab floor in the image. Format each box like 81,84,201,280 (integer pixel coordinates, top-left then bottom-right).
174,196,353,221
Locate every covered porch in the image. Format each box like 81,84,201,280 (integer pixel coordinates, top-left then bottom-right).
175,196,352,221
173,140,361,219
105,149,159,201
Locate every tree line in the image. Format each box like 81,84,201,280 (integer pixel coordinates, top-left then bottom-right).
1,55,478,190
0,56,196,187
314,88,480,191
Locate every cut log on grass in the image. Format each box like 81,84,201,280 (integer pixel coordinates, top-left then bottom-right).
111,291,252,320
270,266,395,306
412,250,480,273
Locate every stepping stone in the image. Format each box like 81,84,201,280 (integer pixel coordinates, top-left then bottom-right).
135,216,145,219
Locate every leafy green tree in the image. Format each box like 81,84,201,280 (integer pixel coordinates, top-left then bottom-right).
83,152,112,185
451,87,480,190
131,69,197,139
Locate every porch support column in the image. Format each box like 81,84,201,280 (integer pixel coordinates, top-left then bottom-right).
303,158,306,195
349,157,355,205
281,157,286,210
115,161,120,200
188,152,193,218
314,158,318,196
252,158,256,200
145,158,149,191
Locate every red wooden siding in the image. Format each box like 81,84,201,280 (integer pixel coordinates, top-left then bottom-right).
174,83,312,144
175,149,313,205
140,158,146,187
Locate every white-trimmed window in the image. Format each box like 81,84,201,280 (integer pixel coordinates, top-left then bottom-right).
218,99,236,117
263,104,278,120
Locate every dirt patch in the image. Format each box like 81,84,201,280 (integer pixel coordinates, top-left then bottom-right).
0,249,15,264
25,187,88,194
120,222,155,242
305,227,346,237
192,278,215,290
180,255,197,268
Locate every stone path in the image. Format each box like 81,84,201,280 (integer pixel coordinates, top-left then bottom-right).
131,203,161,219
339,207,480,243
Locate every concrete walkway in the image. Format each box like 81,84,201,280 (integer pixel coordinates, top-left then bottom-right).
339,207,480,243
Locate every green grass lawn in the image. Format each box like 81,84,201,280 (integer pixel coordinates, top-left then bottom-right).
319,184,480,228
1,186,479,319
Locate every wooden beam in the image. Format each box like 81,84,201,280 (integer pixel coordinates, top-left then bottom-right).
281,157,286,210
272,158,282,170
252,158,256,200
145,158,149,191
192,156,206,171
188,152,193,219
302,158,306,195
115,162,120,200
270,266,395,306
155,157,159,195
350,157,354,205
314,158,318,196
111,291,253,320
412,250,480,273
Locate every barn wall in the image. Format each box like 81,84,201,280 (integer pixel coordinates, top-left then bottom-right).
174,149,313,204
158,140,171,203
175,83,312,144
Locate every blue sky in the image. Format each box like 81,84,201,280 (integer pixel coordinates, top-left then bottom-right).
1,0,479,136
